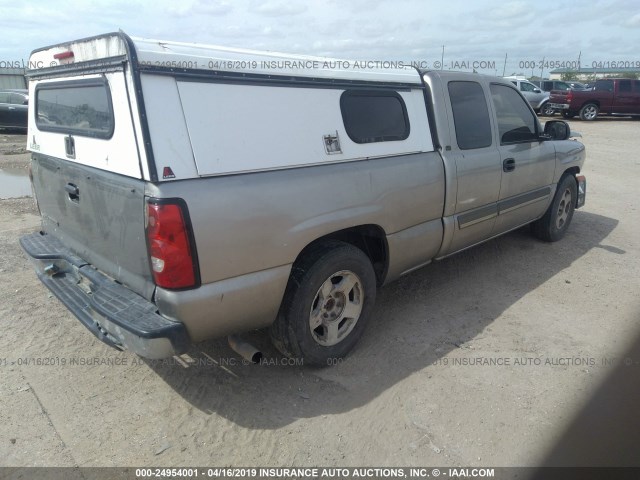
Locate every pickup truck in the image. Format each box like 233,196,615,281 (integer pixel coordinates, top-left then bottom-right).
549,78,640,120
20,32,587,366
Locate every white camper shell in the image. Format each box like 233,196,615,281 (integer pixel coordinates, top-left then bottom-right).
28,32,433,181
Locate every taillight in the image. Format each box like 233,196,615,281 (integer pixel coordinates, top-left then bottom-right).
566,90,573,102
146,199,199,290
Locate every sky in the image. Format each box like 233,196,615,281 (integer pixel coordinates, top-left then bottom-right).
1,0,639,77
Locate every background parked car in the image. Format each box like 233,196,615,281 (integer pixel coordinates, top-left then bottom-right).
0,89,28,131
549,78,640,120
539,80,572,92
504,77,554,115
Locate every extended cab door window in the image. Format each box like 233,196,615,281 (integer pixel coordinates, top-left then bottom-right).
447,81,493,150
615,79,637,113
619,80,632,93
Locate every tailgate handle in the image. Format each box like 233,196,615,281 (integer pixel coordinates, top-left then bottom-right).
65,183,79,202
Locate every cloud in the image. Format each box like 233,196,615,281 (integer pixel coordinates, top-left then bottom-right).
2,0,639,75
254,2,307,16
494,0,529,19
169,1,233,17
623,13,640,27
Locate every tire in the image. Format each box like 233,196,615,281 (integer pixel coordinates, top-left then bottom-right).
531,175,577,242
579,103,599,121
540,102,555,116
270,241,377,366
561,111,575,119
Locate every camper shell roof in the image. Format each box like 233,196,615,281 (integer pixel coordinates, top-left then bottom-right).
29,31,423,86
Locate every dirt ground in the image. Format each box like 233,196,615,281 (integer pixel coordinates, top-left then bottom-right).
0,118,639,469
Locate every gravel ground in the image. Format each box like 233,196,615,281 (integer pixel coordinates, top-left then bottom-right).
0,118,639,469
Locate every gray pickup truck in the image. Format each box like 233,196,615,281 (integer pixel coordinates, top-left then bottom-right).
21,33,586,366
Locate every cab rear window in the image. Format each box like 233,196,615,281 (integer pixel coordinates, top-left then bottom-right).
35,78,114,138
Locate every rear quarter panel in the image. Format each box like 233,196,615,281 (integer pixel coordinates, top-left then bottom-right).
147,152,446,340
148,153,445,285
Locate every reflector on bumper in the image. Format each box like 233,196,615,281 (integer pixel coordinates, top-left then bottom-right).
576,175,586,209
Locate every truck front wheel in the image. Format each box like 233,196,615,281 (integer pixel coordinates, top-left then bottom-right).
531,175,577,242
579,103,599,121
270,241,377,366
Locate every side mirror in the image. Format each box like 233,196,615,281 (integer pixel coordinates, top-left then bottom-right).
543,120,571,141
533,88,541,93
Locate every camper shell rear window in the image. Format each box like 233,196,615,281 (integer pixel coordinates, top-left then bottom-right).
35,78,114,138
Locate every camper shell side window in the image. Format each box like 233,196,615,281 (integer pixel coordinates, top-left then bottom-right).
340,90,410,144
35,77,115,139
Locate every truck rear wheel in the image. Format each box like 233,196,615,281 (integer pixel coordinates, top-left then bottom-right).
531,175,577,242
540,102,555,116
270,241,377,366
579,103,599,121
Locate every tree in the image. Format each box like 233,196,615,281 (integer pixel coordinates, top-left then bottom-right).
561,70,579,81
620,72,639,80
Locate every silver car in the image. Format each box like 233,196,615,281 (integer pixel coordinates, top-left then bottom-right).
505,78,554,116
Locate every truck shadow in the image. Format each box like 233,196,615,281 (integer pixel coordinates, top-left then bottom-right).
145,210,619,429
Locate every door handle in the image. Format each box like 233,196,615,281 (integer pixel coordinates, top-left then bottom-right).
503,158,516,172
8,106,16,110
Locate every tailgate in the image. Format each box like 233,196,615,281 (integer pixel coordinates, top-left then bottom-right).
549,89,569,103
31,155,154,299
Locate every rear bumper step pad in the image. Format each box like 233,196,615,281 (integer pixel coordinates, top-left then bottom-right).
20,232,189,359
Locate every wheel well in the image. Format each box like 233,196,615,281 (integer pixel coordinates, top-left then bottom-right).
581,100,599,109
294,225,388,286
561,166,580,185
